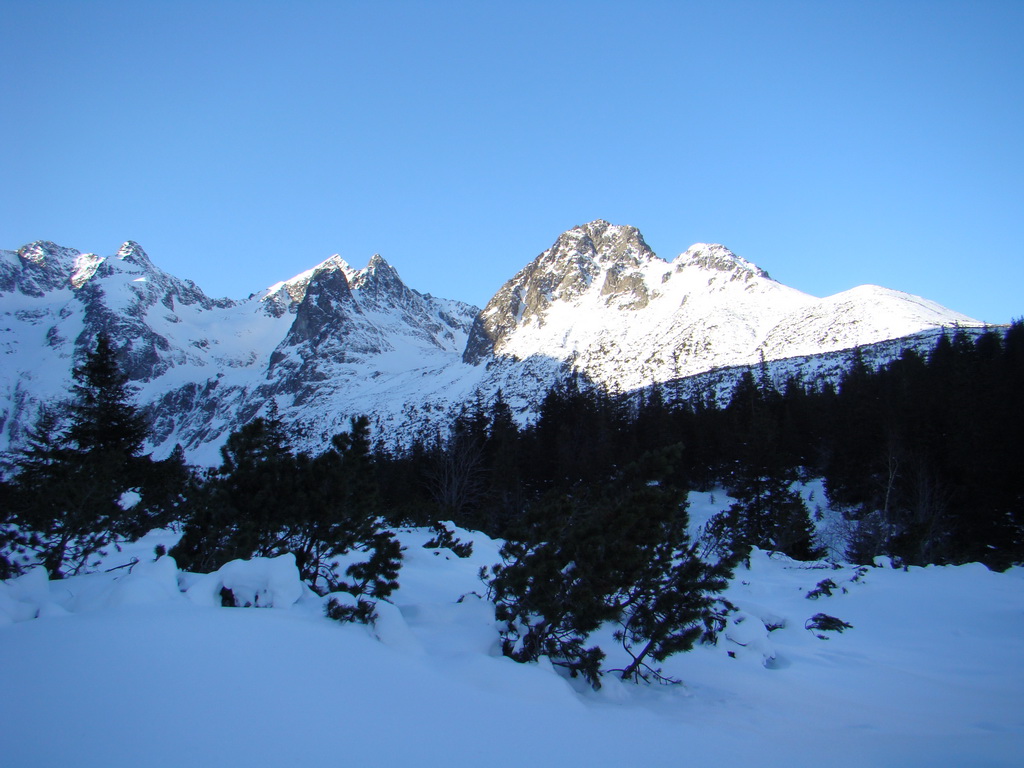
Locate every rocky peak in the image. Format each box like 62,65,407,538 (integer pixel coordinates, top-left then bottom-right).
3,241,82,296
317,254,351,274
367,253,392,271
82,241,159,288
351,253,400,290
116,240,153,267
674,243,771,283
531,221,654,299
348,254,419,310
462,221,659,364
302,261,355,308
276,263,356,349
261,255,351,317
552,220,653,268
17,240,81,268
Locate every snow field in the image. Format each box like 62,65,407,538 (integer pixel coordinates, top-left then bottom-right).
1,525,1022,767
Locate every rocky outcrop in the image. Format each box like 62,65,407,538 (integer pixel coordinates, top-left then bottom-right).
463,220,655,363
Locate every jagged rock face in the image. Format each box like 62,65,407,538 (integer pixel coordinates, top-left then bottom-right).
0,240,232,376
0,240,250,452
0,222,984,465
462,222,814,384
464,220,655,363
349,254,410,303
275,266,359,352
676,242,770,281
0,242,82,296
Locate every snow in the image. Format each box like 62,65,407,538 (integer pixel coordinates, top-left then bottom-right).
185,553,309,608
117,490,142,510
1,527,1021,767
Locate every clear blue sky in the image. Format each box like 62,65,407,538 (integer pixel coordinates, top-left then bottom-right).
2,1,1022,323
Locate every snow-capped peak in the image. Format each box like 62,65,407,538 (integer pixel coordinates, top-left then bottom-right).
262,255,354,315
674,242,771,281
548,219,656,269
2,241,82,296
463,221,982,394
347,254,409,301
116,240,152,266
17,240,81,269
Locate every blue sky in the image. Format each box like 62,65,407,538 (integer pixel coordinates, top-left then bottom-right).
2,1,1022,323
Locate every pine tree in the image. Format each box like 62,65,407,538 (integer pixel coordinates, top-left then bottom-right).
615,539,732,682
299,415,399,595
720,369,823,561
487,493,613,688
479,389,527,535
172,414,402,622
9,334,157,576
488,447,731,688
172,414,299,571
66,332,148,461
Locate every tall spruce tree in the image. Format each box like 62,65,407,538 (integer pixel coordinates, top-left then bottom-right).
9,333,157,576
721,371,823,561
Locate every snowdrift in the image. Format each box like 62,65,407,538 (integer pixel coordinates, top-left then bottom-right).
1,526,1022,767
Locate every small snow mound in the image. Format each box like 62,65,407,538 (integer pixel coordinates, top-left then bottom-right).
5,565,50,605
0,567,52,623
724,611,777,667
187,554,305,608
590,674,632,703
0,587,36,623
104,555,183,608
370,599,426,655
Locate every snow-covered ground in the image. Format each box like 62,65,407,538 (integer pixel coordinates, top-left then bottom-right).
2,525,1022,767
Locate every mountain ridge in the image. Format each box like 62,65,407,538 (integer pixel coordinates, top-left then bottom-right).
0,222,987,464
463,221,980,392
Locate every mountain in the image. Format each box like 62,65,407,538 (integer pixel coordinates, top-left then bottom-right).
0,222,986,464
0,241,480,464
464,220,981,391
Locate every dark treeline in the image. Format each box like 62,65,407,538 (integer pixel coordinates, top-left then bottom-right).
378,322,1024,570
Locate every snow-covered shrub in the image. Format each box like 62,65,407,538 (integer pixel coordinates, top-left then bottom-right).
186,553,306,609
423,521,473,558
171,415,404,606
805,578,838,599
488,455,732,688
325,592,378,625
804,613,853,639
